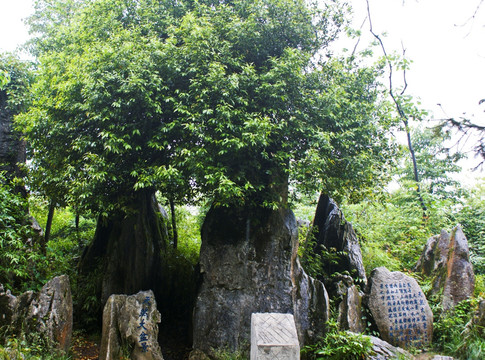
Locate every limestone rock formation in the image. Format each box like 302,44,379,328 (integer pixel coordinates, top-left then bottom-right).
415,226,475,311
367,267,433,349
250,313,300,360
366,335,413,360
0,88,26,197
79,191,169,306
0,285,16,330
0,275,73,353
100,290,163,360
464,299,485,338
310,194,366,296
338,284,365,333
192,206,329,356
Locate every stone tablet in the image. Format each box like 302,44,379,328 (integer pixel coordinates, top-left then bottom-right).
251,313,300,360
368,267,433,349
100,290,163,360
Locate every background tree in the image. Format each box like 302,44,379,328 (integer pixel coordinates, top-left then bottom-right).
397,125,465,200
19,0,399,218
0,53,42,289
17,1,401,331
0,53,33,191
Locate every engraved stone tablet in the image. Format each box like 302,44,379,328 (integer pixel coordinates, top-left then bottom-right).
250,313,300,360
368,267,433,349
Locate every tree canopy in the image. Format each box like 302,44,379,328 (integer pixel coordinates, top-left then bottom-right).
18,0,399,213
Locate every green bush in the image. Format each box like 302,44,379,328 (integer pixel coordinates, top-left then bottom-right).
302,321,373,360
455,179,485,275
0,172,44,291
0,335,70,360
432,298,485,360
212,347,247,360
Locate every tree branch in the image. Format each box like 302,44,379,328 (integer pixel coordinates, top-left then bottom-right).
366,0,428,215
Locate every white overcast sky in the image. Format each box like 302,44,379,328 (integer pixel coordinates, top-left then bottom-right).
1,0,484,172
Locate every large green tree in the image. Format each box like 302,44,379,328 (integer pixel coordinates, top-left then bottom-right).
17,0,399,304
20,0,397,212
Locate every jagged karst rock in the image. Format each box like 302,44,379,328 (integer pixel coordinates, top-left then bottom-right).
192,206,329,356
0,89,26,197
366,335,413,360
188,349,211,360
100,290,163,360
464,298,485,338
0,276,73,353
310,194,366,297
338,284,365,333
367,267,433,349
79,191,169,306
0,286,16,329
415,226,475,311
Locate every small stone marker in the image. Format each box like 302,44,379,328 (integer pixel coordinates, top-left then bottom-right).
100,290,163,360
250,313,300,360
368,267,433,349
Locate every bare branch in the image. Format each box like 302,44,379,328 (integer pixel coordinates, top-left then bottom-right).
400,42,408,96
455,0,484,37
366,0,427,215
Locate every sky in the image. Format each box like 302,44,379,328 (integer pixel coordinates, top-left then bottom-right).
0,0,484,173
342,0,485,176
345,0,485,122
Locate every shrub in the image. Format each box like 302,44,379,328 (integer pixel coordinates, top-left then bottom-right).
0,171,43,291
302,321,373,360
432,298,485,360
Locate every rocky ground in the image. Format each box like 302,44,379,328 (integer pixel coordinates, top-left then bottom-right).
71,333,99,360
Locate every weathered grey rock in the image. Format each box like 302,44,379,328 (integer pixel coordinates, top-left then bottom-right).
0,286,17,330
250,313,300,360
366,335,413,360
79,191,169,307
100,290,163,360
415,230,450,278
188,349,211,360
192,206,329,356
367,267,432,349
464,298,485,338
430,356,454,360
338,284,365,333
310,194,367,296
415,226,475,311
0,90,26,194
2,276,73,353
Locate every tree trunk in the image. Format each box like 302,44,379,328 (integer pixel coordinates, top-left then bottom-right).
43,200,56,254
79,189,170,305
169,198,178,249
404,120,428,218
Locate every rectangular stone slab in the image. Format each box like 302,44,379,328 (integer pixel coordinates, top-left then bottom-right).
250,313,300,360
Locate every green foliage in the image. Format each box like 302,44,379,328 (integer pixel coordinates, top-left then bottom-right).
0,69,9,90
212,347,247,360
19,0,399,215
302,321,373,360
0,335,70,360
432,298,485,360
166,204,202,264
342,182,458,275
397,125,465,199
73,258,104,331
0,53,34,115
0,172,43,291
29,196,96,277
455,179,485,275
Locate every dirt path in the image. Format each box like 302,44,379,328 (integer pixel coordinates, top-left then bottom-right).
71,333,100,360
